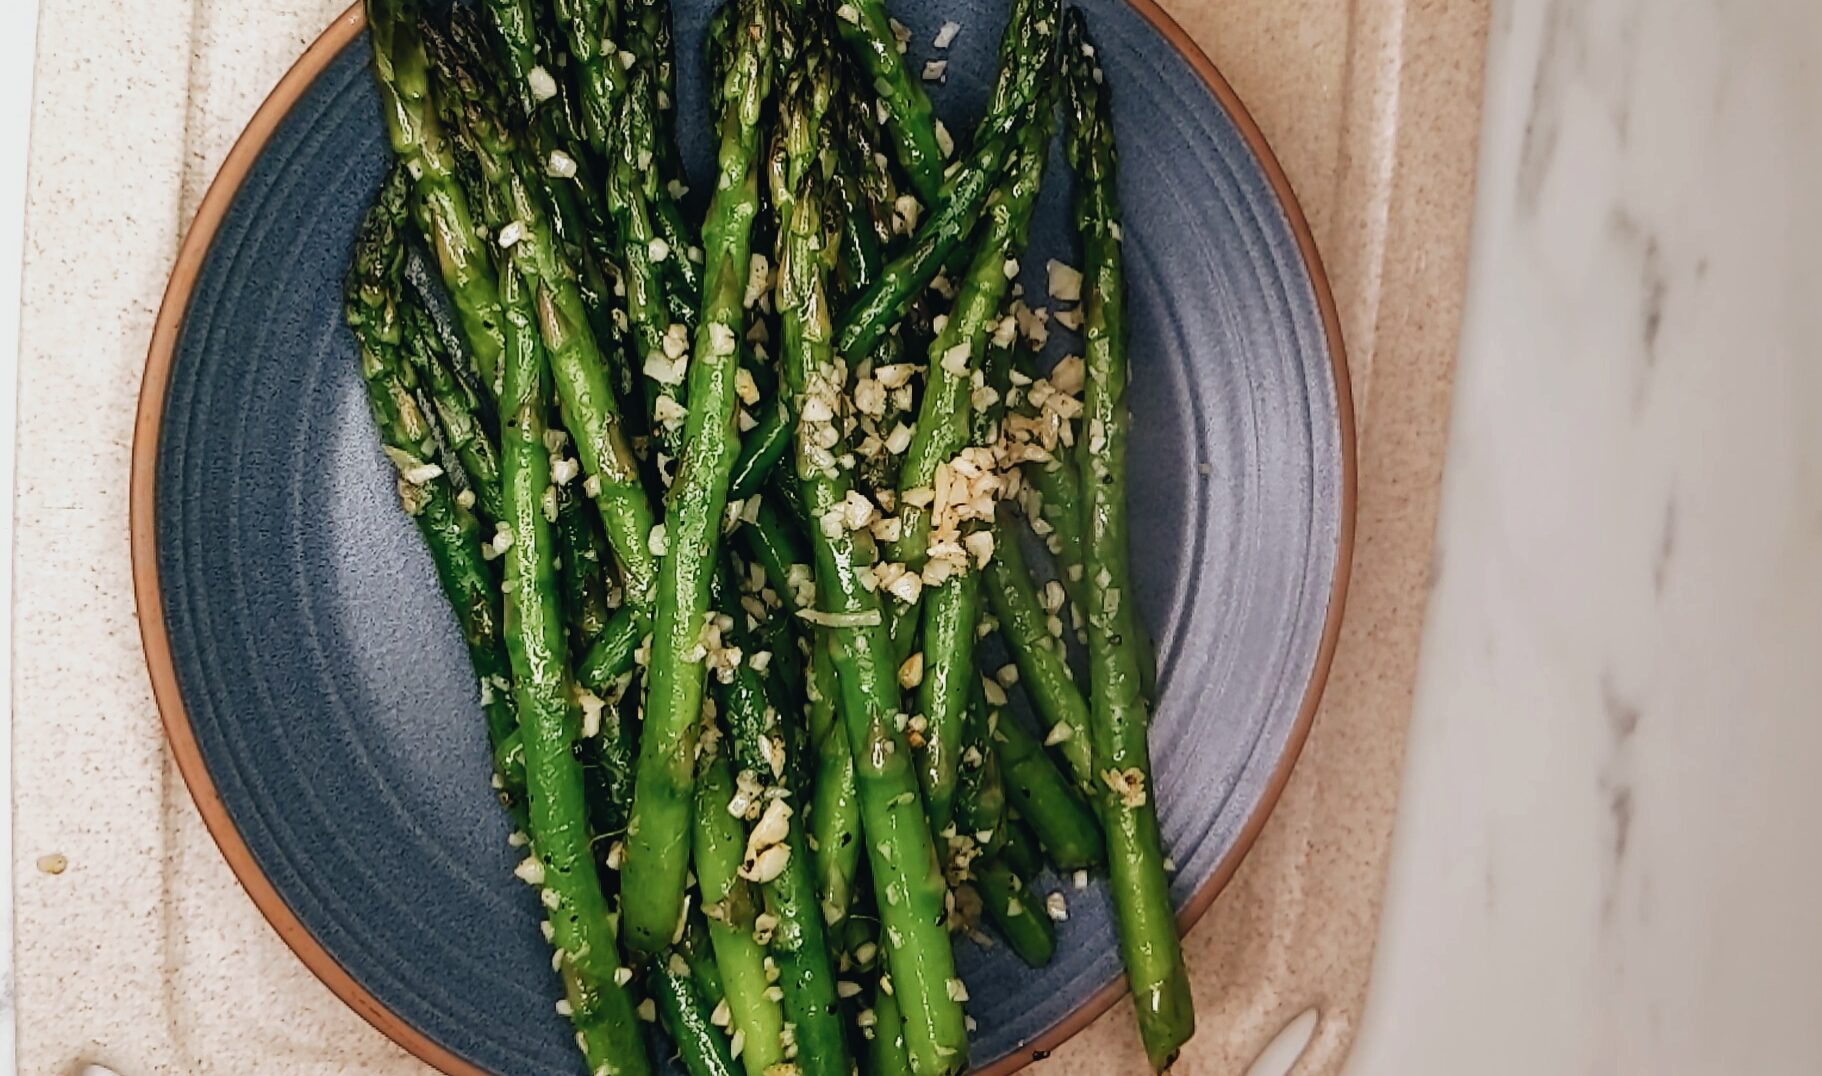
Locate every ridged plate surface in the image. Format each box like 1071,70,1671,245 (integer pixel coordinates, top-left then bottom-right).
150,1,1347,1071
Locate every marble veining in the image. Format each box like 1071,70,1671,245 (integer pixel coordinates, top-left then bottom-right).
1348,1,1822,1074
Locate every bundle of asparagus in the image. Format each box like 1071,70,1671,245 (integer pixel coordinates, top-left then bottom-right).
348,0,1192,1070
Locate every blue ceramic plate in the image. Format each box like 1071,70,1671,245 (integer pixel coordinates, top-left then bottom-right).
133,2,1352,1073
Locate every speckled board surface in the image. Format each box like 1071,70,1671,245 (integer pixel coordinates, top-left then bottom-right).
10,1,1486,1073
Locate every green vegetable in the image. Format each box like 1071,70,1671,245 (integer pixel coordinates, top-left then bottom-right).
1066,13,1193,1067
827,0,945,204
622,0,773,957
979,0,1061,134
626,0,705,305
425,22,662,616
890,114,1059,836
990,706,1104,872
890,91,1055,579
497,193,653,1076
974,836,1056,967
350,4,1196,1069
778,162,967,1076
727,398,793,500
610,64,698,460
834,131,1018,369
866,980,916,1076
804,637,861,930
714,612,851,1076
907,573,976,837
981,506,1095,793
679,905,728,1006
650,955,742,1076
365,0,506,388
345,168,521,813
693,747,790,1076
952,687,1007,859
398,298,504,524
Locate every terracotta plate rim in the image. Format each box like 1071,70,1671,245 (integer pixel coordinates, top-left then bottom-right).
128,4,1357,1073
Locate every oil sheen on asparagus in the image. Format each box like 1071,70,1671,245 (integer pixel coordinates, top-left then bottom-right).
352,0,1190,1070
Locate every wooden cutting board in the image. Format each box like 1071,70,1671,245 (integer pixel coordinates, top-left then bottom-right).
9,0,1486,1072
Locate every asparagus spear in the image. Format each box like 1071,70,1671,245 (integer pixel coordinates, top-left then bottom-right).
774,10,840,193
981,506,1095,792
733,501,862,934
834,68,901,257
979,0,1060,135
694,746,790,1076
627,0,688,186
908,291,1006,821
364,0,506,389
976,815,1064,961
834,128,1018,368
474,0,547,121
609,0,702,305
997,812,1045,878
825,76,919,500
426,27,662,617
422,343,607,671
649,954,742,1076
1007,343,1161,697
553,477,617,647
546,0,625,144
622,0,774,957
580,702,642,849
1006,345,1087,616
951,686,1006,859
990,705,1104,872
346,169,522,814
577,604,646,695
443,6,634,403
543,0,696,447
827,0,946,205
679,905,729,1006
412,9,650,1035
973,844,1056,968
865,981,917,1076
804,637,861,930
1065,13,1193,1067
779,168,967,1075
905,571,976,836
496,202,653,1076
398,295,505,524
889,110,1054,578
726,400,793,500
612,63,698,459
713,593,852,1076
726,494,816,751
624,0,706,307
890,113,1057,835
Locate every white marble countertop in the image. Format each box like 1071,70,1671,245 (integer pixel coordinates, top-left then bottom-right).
7,0,1822,1073
1349,2,1822,1074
